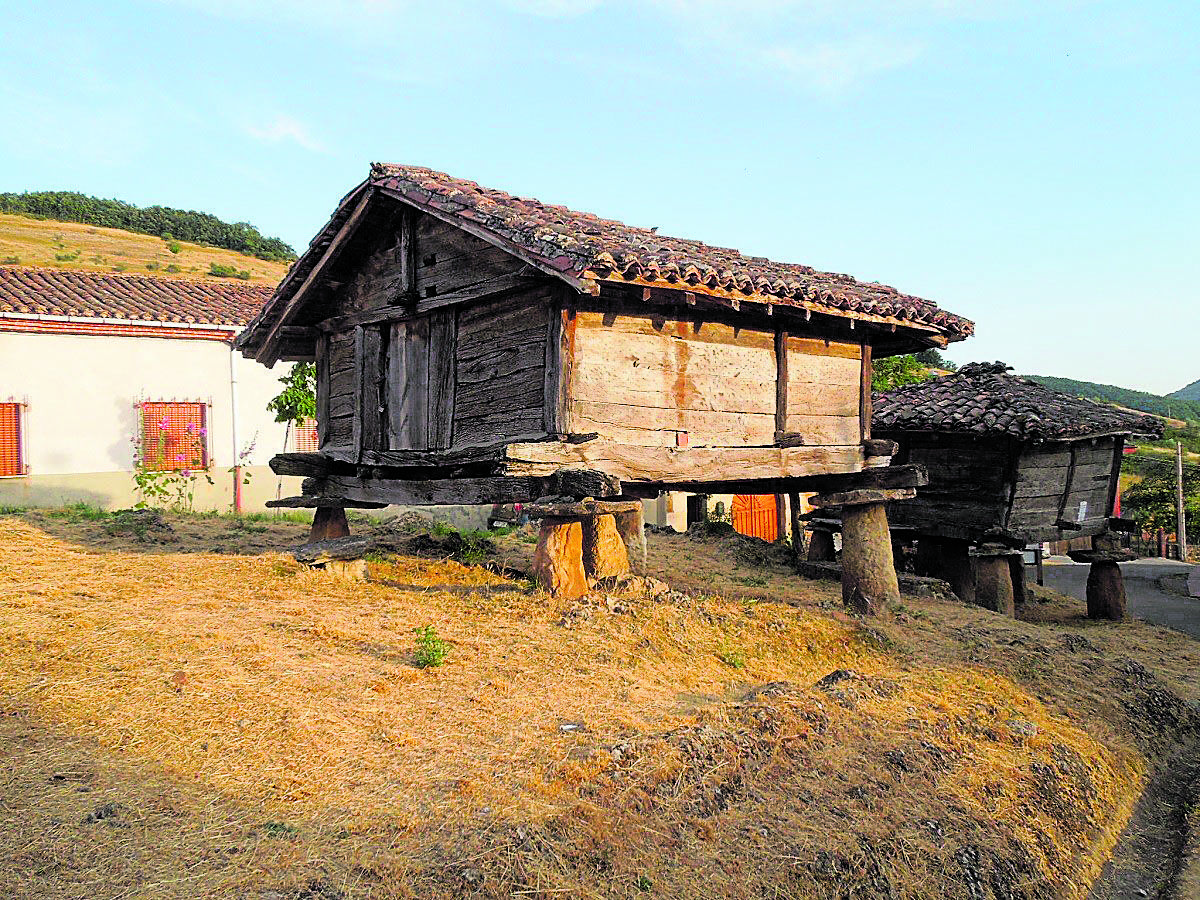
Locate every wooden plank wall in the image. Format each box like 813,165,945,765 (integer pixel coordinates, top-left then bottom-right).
452,286,551,448
1007,438,1117,533
885,434,1011,531
415,216,525,300
569,313,863,448
570,313,776,446
784,336,862,446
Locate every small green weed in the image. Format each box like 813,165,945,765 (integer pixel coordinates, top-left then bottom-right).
261,821,300,837
732,574,768,587
48,502,109,522
0,504,27,515
2,255,21,264
413,625,450,669
717,647,747,669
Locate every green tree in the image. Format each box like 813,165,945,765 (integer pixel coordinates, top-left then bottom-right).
872,354,931,392
1122,465,1200,540
914,348,957,371
266,363,317,427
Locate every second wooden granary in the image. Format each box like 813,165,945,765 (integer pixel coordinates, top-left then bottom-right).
235,163,973,603
871,362,1162,616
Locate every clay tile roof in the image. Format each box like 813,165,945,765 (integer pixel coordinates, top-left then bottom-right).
873,362,1165,442
0,266,273,327
368,163,972,339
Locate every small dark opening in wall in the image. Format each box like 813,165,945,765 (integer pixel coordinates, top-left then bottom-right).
424,285,438,298
422,253,437,267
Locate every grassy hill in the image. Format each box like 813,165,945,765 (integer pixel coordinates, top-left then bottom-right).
1025,374,1200,422
1172,379,1200,404
0,212,289,286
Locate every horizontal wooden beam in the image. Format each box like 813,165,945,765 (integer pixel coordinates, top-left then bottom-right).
266,496,387,509
303,474,556,506
314,272,549,334
502,440,867,484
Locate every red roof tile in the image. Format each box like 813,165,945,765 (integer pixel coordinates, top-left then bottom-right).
369,164,973,339
238,164,974,360
0,266,273,327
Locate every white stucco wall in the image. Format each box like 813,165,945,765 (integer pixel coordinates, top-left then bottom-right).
0,329,303,511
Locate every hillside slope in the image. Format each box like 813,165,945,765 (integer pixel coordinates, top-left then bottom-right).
1026,374,1200,422
1172,379,1200,404
0,212,289,287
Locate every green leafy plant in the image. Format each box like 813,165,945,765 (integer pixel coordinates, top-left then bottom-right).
1,255,20,264
872,355,931,392
164,263,181,273
266,363,317,426
413,626,450,668
208,262,250,280
131,415,212,512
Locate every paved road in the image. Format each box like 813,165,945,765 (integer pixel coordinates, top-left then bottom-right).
1042,558,1200,639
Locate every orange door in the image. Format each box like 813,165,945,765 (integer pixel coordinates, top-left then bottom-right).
732,494,778,542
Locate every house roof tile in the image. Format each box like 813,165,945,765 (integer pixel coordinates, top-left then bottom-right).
0,266,273,327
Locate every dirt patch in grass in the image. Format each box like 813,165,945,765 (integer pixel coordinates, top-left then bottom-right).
1,513,1198,897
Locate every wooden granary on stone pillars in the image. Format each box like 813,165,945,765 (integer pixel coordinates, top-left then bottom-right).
872,363,1163,618
234,164,973,611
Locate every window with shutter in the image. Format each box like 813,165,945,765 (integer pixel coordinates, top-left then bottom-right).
140,402,208,472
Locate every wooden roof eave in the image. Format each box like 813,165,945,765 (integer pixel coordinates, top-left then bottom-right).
592,271,955,350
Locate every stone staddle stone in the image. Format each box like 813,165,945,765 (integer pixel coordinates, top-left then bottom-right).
532,518,588,601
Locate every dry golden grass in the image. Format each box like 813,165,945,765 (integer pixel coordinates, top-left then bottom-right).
1,513,1197,897
0,212,289,285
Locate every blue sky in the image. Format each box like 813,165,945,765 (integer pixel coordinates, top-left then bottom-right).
3,0,1197,393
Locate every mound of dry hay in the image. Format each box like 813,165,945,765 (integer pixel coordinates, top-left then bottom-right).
0,514,1165,898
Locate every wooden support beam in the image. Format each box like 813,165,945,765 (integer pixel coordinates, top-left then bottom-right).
303,474,553,506
503,440,868,484
859,342,872,442
314,272,546,333
267,496,385,509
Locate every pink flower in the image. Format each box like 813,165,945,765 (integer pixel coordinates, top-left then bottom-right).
199,427,207,436
159,417,169,428
181,469,191,477
176,454,185,462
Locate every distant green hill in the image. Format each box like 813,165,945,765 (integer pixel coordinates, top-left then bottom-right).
1024,375,1200,422
0,190,296,262
1170,379,1200,404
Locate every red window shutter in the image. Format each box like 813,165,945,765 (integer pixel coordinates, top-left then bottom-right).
141,402,208,472
294,418,319,453
0,403,22,477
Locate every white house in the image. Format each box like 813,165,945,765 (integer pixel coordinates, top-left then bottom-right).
0,265,307,512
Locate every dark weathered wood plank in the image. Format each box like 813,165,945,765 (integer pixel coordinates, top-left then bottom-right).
315,333,330,449
427,309,456,450
306,474,553,506
358,325,384,451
